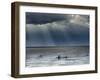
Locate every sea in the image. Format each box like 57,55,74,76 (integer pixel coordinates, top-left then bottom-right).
26,46,89,67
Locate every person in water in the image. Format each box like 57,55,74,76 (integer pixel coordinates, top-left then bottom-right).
57,55,68,60
57,55,61,60
38,55,43,58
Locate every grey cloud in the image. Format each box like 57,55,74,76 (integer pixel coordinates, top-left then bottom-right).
26,19,89,47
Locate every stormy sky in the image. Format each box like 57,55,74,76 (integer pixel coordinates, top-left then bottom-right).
26,12,89,47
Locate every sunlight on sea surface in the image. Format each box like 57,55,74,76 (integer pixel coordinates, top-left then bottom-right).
26,46,89,67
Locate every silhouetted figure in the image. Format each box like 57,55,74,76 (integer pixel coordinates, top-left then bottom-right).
57,55,61,60
64,56,68,58
38,55,43,58
56,55,68,60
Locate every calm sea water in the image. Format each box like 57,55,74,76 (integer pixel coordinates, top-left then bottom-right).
26,46,89,67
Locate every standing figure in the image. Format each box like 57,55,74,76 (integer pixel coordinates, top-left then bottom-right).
57,55,61,60
38,55,43,58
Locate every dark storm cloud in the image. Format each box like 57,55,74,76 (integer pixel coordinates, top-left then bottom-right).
26,12,68,24
26,12,89,47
